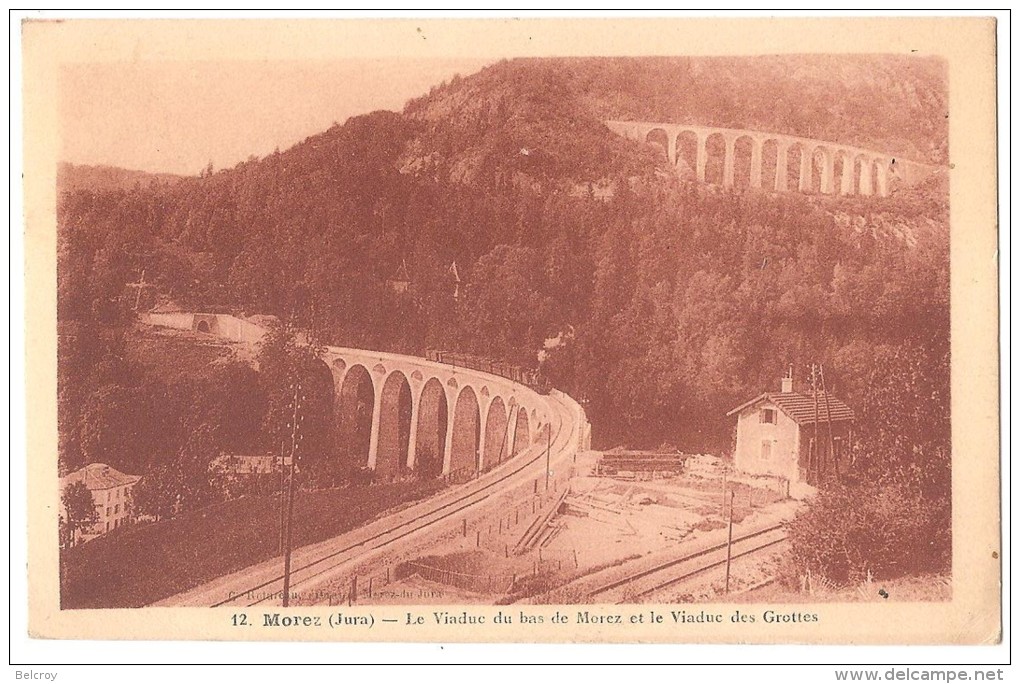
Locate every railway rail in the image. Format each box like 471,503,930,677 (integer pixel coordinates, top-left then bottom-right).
587,524,788,603
425,349,551,394
160,390,579,608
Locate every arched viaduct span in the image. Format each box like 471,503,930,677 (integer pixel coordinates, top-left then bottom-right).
324,345,555,482
606,120,940,197
142,312,586,482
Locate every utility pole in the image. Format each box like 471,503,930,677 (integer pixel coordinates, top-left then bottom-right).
811,364,820,484
819,364,836,481
495,405,513,467
133,269,146,311
277,434,286,554
724,488,735,594
281,382,303,608
545,423,552,491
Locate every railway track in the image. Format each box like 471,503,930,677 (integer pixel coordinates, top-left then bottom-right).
587,524,788,603
160,392,578,608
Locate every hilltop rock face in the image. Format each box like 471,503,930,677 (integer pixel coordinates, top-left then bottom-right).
400,61,658,188
399,56,948,190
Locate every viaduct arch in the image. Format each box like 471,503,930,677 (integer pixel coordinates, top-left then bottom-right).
605,120,940,198
141,312,563,484
323,345,551,482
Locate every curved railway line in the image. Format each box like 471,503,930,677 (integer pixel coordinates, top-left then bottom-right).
587,524,788,603
160,390,580,608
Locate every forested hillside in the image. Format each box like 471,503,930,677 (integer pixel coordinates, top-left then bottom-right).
406,56,948,164
57,57,948,436
57,58,950,581
57,163,185,194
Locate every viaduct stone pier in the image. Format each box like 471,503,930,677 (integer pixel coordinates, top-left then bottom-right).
605,120,940,198
320,345,555,483
142,312,590,484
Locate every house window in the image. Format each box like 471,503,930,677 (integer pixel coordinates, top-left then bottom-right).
759,408,777,424
106,507,111,517
761,440,772,460
114,504,120,514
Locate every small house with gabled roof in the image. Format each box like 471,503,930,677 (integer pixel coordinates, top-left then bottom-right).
59,463,141,543
726,371,854,485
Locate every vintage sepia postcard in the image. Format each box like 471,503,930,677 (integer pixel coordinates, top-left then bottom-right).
21,16,1000,646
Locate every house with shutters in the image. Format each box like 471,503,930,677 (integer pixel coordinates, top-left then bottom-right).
59,463,141,543
726,371,855,485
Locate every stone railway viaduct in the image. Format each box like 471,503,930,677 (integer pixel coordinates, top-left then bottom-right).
606,120,940,197
142,123,932,481
322,344,554,482
143,313,584,483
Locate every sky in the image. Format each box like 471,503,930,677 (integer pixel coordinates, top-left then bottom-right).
59,58,495,176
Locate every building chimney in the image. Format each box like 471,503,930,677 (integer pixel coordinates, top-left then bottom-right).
781,365,793,393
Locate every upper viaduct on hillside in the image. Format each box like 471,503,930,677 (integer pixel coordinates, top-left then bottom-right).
143,312,590,484
605,120,941,198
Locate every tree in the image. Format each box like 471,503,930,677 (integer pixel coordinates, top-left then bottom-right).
256,322,333,485
132,422,222,520
788,477,951,585
74,382,177,477
207,361,265,452
131,467,177,522
456,245,553,364
61,481,98,547
53,57,949,460
173,422,221,510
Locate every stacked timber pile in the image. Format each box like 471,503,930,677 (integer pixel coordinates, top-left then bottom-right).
595,449,689,479
512,489,569,555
